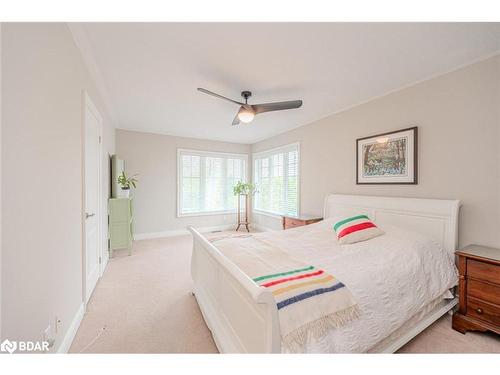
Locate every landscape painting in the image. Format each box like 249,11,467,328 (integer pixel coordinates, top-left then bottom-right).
356,127,418,184
362,137,407,177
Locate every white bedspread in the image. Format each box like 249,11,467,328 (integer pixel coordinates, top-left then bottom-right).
246,219,458,353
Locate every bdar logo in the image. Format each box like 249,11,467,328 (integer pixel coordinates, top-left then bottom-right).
1,339,17,354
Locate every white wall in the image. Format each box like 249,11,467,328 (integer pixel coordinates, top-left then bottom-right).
252,56,500,249
1,23,115,350
116,129,251,237
0,22,3,340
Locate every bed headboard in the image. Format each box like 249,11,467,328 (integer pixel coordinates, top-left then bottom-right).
323,194,460,253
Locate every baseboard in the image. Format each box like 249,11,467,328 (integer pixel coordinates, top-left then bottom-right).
251,212,283,232
134,222,279,240
134,224,237,240
56,302,85,353
101,252,109,276
134,229,187,240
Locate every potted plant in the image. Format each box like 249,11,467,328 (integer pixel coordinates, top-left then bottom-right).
117,171,138,198
233,181,257,232
232,181,256,196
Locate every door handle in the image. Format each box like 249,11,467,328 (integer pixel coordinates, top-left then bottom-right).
86,212,95,219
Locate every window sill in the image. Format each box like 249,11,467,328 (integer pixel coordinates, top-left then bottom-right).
177,210,238,218
252,210,289,219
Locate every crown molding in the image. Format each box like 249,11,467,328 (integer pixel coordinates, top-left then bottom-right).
67,23,116,123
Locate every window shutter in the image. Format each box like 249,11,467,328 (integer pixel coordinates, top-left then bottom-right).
253,143,299,216
178,150,247,215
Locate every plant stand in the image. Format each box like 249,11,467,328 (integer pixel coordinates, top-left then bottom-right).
236,194,250,232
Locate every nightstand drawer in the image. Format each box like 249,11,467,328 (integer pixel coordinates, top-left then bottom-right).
467,259,500,284
285,218,304,228
282,216,322,230
468,279,500,305
453,245,500,335
467,297,500,326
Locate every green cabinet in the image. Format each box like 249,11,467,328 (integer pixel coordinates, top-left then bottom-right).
108,198,133,257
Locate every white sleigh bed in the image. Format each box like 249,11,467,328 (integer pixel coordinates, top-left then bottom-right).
188,194,460,353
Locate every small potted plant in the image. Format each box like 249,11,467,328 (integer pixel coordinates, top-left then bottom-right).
117,171,138,198
232,181,256,196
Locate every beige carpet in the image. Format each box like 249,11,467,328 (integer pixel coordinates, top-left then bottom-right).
70,233,500,353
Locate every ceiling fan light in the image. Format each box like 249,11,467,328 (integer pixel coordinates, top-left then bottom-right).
237,110,255,123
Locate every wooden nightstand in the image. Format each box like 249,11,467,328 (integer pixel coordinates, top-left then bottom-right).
452,244,500,335
282,215,322,230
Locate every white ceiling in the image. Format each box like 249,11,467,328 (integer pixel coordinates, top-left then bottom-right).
79,23,500,144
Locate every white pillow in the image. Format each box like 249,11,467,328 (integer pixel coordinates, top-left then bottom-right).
333,214,384,244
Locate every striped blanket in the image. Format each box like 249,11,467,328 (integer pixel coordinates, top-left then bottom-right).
208,233,359,350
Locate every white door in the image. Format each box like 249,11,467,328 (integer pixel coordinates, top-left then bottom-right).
84,94,102,303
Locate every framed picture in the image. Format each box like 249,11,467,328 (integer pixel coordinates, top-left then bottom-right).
356,127,418,184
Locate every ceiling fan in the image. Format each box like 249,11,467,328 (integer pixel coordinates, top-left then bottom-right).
197,88,303,126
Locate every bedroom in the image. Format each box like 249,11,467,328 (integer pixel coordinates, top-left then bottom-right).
1,1,500,373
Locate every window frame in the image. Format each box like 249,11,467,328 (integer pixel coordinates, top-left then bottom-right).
252,142,300,218
177,148,249,217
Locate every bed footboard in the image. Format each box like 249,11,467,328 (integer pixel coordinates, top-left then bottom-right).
188,226,281,353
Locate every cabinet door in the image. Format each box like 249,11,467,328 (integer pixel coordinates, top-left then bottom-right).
110,223,130,249
110,199,130,223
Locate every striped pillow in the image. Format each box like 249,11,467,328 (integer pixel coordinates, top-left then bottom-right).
333,214,384,244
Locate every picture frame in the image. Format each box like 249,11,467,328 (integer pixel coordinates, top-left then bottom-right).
356,126,418,185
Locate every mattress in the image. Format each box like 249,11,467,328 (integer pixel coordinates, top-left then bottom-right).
224,219,458,353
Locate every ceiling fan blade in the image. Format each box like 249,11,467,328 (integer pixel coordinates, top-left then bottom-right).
232,107,244,126
252,100,303,114
197,88,244,106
